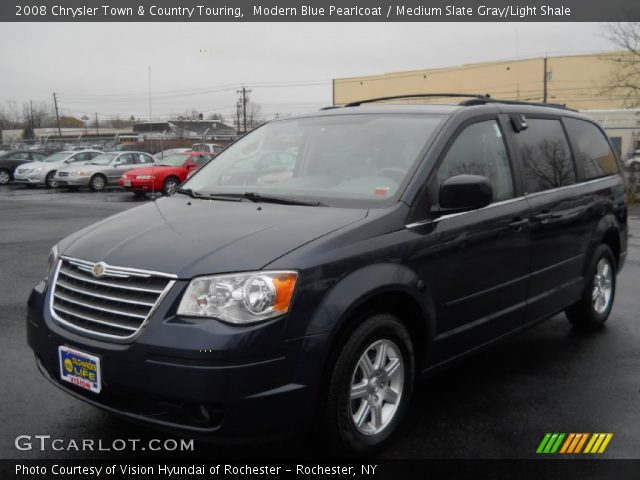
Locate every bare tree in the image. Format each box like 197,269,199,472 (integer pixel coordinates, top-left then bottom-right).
245,102,265,129
603,22,640,107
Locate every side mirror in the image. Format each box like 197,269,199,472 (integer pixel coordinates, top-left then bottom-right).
438,174,493,213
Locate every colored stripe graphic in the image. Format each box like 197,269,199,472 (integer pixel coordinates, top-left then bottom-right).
537,433,613,454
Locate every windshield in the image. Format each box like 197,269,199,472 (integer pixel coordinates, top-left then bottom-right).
88,153,117,165
158,153,190,167
182,114,444,207
42,152,72,163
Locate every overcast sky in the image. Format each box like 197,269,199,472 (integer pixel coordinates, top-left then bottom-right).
0,22,613,122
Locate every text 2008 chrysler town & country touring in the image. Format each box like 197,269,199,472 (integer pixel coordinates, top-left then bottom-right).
27,97,628,454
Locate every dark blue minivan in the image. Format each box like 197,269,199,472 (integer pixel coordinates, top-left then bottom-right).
27,96,628,454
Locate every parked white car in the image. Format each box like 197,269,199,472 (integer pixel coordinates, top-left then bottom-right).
13,150,102,188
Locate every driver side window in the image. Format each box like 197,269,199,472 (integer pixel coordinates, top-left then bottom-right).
437,120,514,202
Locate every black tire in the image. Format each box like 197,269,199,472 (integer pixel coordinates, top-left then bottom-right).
565,244,616,329
45,171,56,188
323,313,414,455
89,174,107,192
162,176,179,196
0,168,10,185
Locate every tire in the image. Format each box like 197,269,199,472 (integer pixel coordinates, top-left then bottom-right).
45,171,56,188
0,169,10,185
162,176,179,196
89,174,107,192
565,244,616,329
323,313,414,455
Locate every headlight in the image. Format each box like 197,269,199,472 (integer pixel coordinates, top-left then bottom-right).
45,245,59,283
177,271,298,324
136,175,155,180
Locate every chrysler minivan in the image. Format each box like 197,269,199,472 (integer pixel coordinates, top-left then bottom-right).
27,96,628,454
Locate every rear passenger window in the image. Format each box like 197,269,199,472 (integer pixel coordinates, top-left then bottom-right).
516,118,576,194
437,120,514,202
564,118,619,179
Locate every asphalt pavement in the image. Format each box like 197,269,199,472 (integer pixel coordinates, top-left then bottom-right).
1,184,639,460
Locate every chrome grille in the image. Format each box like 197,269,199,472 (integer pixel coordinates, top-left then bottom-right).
51,257,176,341
57,172,69,177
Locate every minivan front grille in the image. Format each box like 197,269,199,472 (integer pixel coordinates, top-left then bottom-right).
51,257,176,341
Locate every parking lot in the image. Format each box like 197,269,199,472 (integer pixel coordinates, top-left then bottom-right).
1,184,639,459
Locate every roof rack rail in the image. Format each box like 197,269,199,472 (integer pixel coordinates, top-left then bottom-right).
459,97,576,111
343,93,491,107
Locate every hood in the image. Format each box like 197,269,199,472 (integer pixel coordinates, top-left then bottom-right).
59,196,368,278
16,161,47,170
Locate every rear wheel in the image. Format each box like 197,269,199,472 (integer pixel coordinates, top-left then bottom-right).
162,176,179,196
323,313,414,455
45,171,56,188
89,174,106,192
0,169,10,185
565,244,616,329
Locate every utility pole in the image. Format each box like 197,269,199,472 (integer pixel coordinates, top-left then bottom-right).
236,99,241,135
53,93,62,137
95,112,99,137
237,87,251,133
30,100,34,129
542,57,548,103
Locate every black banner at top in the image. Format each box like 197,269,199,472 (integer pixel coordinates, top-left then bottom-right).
3,0,640,22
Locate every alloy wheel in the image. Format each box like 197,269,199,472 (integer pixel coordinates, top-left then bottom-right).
350,339,404,436
0,170,9,185
592,257,613,314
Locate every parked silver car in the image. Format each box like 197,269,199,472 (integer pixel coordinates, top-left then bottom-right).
13,150,102,188
55,151,155,191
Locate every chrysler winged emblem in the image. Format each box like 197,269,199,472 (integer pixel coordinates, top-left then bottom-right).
92,262,106,278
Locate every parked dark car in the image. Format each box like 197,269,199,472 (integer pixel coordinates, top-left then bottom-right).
0,150,48,185
27,96,628,454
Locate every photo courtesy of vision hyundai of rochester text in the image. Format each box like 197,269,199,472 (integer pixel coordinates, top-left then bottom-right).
27,95,627,454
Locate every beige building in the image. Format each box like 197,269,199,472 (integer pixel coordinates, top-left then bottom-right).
333,52,632,110
333,52,640,156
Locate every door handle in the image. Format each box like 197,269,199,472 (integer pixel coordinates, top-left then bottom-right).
532,212,555,223
508,217,529,231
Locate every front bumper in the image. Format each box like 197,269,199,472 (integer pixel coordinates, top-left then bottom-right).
27,281,327,437
14,173,46,185
55,176,90,186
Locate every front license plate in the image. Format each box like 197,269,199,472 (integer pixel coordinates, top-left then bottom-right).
124,180,131,187
58,346,101,393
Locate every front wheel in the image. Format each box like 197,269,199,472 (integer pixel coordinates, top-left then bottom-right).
565,244,616,329
162,176,179,196
323,314,414,455
45,171,56,188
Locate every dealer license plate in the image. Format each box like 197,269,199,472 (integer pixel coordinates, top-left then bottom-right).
58,346,101,393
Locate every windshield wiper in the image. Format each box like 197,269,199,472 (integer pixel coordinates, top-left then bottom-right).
242,192,329,207
176,188,242,202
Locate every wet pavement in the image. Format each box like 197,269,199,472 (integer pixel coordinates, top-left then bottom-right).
1,184,639,459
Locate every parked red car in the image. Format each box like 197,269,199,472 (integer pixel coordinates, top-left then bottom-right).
118,151,212,196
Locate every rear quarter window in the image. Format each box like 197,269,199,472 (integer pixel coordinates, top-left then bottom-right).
564,118,619,179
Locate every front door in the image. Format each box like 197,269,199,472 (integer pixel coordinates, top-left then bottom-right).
419,118,531,360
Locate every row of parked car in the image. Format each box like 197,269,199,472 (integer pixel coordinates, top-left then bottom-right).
0,144,222,197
